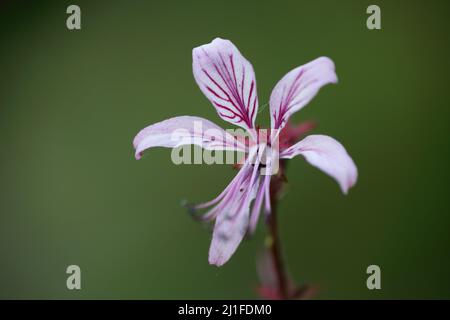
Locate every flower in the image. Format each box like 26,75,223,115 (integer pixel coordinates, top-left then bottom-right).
133,38,357,266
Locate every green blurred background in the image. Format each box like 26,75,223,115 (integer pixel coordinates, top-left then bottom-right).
1,0,449,299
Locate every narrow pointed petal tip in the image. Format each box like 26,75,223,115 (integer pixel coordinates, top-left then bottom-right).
341,166,358,195
207,207,250,267
206,165,262,267
208,252,226,267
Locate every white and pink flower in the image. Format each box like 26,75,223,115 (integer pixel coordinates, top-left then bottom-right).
133,38,357,266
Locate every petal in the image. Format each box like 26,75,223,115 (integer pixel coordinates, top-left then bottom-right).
281,135,357,194
133,116,245,160
208,166,261,266
248,178,265,234
270,57,338,130
193,38,258,130
190,164,250,221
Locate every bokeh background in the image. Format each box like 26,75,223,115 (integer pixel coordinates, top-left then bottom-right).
1,0,449,299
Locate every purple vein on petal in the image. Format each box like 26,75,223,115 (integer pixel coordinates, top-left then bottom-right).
232,145,262,219
249,178,266,234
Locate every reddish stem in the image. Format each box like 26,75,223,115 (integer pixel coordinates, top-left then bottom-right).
267,199,289,299
267,160,289,299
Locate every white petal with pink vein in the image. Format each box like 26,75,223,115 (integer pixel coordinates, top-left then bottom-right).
133,116,245,160
281,135,357,194
193,38,258,130
270,57,337,130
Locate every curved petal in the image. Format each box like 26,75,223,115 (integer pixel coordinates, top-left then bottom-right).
133,116,245,160
248,177,266,234
193,38,258,130
190,163,250,221
281,135,357,194
208,165,261,266
270,57,338,130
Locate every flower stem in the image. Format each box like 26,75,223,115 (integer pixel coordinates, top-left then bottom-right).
267,200,289,299
267,160,289,299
